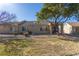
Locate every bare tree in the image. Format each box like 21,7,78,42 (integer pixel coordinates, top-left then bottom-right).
0,11,16,23
0,11,17,37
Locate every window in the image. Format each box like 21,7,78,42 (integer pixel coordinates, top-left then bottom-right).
40,27,43,31
40,26,48,31
10,27,12,31
22,26,26,31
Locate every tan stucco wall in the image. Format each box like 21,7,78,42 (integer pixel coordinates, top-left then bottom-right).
0,25,11,33
0,24,18,34
20,23,49,34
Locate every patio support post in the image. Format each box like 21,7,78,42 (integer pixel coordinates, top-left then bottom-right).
48,23,52,35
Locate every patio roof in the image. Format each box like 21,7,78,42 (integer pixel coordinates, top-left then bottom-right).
68,22,79,27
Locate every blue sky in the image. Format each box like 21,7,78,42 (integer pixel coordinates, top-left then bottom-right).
0,3,77,22
0,3,43,21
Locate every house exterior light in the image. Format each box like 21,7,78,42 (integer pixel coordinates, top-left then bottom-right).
48,23,51,26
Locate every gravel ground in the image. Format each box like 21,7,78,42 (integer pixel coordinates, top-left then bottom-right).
0,34,79,40
0,34,27,40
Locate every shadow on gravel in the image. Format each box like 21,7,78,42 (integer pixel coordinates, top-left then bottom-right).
58,34,79,42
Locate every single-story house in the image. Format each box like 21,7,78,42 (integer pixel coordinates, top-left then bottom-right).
0,22,19,34
0,20,79,35
19,20,50,34
0,21,50,34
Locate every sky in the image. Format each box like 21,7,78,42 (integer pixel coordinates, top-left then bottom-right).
0,3,43,21
0,3,77,22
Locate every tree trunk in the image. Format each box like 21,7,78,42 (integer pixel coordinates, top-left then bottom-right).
53,24,59,34
60,24,64,35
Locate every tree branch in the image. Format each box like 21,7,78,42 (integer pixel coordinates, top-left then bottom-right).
62,17,70,23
